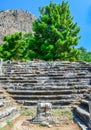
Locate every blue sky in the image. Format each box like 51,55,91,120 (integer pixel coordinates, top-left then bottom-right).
0,0,91,51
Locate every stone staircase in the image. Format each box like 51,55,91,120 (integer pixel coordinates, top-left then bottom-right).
0,60,91,109
0,83,19,128
73,92,91,130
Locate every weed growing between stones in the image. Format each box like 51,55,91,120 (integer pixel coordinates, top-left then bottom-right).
52,108,73,121
20,108,73,121
0,127,6,130
20,108,36,117
6,120,13,128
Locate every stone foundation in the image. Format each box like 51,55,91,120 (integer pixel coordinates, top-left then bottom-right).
26,102,58,127
0,60,91,108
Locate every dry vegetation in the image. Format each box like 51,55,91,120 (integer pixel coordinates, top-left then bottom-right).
1,108,81,130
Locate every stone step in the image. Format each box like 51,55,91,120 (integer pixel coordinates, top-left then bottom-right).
3,100,13,107
2,72,90,80
0,77,8,80
22,105,72,109
73,113,88,130
1,80,38,83
81,100,89,106
7,85,89,91
3,62,91,68
74,106,90,127
0,100,13,108
0,106,17,121
1,61,84,64
84,93,90,99
12,94,83,100
7,89,87,95
3,69,90,74
3,68,91,74
5,74,91,79
80,100,89,112
1,80,90,86
2,62,91,71
1,74,91,79
4,81,90,87
5,80,90,86
3,72,90,78
1,67,91,73
16,99,77,106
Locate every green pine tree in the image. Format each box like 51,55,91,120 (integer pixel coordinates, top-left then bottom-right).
78,47,91,62
0,32,27,61
31,1,80,61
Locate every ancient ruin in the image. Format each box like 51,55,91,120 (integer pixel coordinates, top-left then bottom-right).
28,102,55,127
0,60,91,129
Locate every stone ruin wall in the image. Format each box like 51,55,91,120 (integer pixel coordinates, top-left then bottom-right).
0,60,91,129
0,60,91,108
